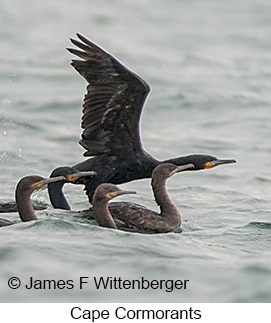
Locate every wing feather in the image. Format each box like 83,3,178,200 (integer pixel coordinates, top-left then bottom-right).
68,34,150,156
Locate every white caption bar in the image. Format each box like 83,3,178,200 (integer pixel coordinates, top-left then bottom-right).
0,303,269,322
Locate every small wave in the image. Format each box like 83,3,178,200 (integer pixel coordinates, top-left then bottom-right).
246,221,271,230
255,176,271,183
4,214,96,234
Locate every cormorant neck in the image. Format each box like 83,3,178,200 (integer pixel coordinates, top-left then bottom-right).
151,176,180,221
15,189,38,222
93,199,117,229
48,182,71,210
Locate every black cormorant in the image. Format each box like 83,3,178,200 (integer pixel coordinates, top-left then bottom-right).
48,167,96,210
48,34,236,206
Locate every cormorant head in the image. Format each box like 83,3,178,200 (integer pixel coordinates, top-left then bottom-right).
16,175,67,195
50,166,96,184
93,183,136,202
153,163,195,180
187,154,236,171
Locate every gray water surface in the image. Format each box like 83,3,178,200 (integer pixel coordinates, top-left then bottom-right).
0,0,271,302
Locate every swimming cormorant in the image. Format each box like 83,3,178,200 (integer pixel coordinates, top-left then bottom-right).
83,156,230,233
92,163,194,233
0,167,96,213
92,183,136,229
0,175,66,227
48,34,236,206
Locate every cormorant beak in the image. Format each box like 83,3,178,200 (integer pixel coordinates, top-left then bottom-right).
66,171,97,182
34,176,67,190
204,159,236,169
170,163,195,176
107,190,137,199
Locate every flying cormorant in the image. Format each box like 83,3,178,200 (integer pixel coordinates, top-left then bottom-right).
48,34,236,206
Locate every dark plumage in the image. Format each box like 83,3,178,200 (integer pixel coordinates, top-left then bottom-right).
0,175,66,227
71,155,236,222
48,166,96,210
92,163,193,233
48,33,236,206
0,167,96,213
92,183,136,229
0,201,46,213
85,156,232,233
0,217,14,227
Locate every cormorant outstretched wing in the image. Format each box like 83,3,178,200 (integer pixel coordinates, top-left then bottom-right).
68,34,150,157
